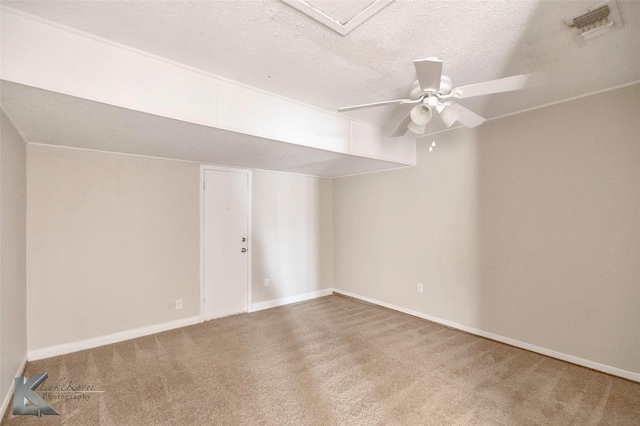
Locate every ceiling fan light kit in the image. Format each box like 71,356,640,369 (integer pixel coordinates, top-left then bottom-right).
407,121,426,135
410,104,432,126
338,57,543,138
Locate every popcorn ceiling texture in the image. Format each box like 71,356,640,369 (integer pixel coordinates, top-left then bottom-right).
4,1,640,131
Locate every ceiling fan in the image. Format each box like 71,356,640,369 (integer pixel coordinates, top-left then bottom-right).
338,58,542,137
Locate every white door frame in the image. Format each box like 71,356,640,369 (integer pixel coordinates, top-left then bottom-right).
199,164,252,321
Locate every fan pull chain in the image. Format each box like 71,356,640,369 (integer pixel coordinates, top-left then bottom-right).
429,120,436,152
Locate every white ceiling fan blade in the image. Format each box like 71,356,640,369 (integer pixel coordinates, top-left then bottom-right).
452,73,544,99
338,99,410,112
414,58,443,92
439,106,461,128
446,102,486,128
389,110,412,137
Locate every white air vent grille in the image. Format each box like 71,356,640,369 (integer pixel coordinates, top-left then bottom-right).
571,5,610,28
564,1,623,41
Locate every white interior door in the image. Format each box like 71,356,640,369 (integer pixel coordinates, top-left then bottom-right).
203,169,249,320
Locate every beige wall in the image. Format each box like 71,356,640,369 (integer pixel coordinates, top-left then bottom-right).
251,171,333,303
333,84,640,374
21,84,639,376
0,111,27,409
27,146,201,350
26,146,333,351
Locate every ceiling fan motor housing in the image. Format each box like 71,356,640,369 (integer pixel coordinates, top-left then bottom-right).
410,75,452,99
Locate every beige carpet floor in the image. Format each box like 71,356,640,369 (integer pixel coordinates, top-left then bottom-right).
3,294,639,425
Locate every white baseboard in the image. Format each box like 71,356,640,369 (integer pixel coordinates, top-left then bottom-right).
28,316,201,361
0,355,27,420
27,289,334,362
250,288,333,312
333,289,640,383
23,289,638,382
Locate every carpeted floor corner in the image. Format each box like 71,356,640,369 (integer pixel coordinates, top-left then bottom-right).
3,295,639,425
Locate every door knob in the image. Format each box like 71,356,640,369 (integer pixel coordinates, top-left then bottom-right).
242,237,246,242
241,248,247,253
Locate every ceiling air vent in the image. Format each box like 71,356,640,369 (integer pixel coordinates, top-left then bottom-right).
564,0,623,41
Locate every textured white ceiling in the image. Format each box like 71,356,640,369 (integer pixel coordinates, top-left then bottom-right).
3,0,639,135
1,81,405,177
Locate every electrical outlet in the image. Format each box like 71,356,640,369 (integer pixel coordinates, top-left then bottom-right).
175,299,182,309
264,279,270,287
417,283,424,293
168,301,175,308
